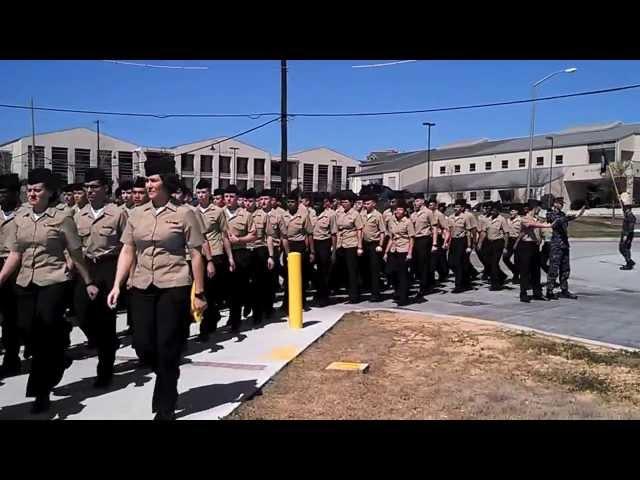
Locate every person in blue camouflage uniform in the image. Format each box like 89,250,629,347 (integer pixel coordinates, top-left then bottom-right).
619,199,636,270
545,197,586,300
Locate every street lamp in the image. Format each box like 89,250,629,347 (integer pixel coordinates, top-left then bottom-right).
545,136,554,197
525,67,577,201
422,122,436,200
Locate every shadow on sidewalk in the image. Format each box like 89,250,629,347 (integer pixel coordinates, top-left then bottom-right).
0,362,153,420
175,379,259,419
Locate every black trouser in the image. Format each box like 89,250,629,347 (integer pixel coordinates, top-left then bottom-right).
386,252,410,303
228,249,252,330
15,282,70,398
517,241,542,296
620,232,634,265
314,238,333,304
540,241,551,274
432,235,449,282
130,285,190,416
478,241,490,276
449,237,469,289
363,241,383,298
74,257,120,379
486,239,506,288
269,246,282,312
336,247,360,302
502,237,519,280
0,260,19,369
200,254,227,335
413,236,433,295
283,241,310,307
250,246,273,323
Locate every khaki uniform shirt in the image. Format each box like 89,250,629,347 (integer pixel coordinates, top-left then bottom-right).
482,215,510,241
448,213,473,239
56,203,75,217
225,207,256,251
313,208,338,241
507,216,522,239
74,203,128,260
248,208,269,249
8,206,82,287
336,208,363,249
196,204,228,256
433,209,449,235
266,208,284,248
361,209,386,243
411,207,436,238
382,208,394,228
120,201,205,289
387,216,415,253
279,207,312,243
1,208,18,259
520,213,541,243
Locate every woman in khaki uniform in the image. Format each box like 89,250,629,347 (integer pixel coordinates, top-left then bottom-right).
335,191,364,304
0,168,98,414
107,158,207,420
384,200,415,306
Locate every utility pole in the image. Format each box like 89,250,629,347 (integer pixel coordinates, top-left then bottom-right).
95,120,101,168
281,60,288,195
30,98,36,171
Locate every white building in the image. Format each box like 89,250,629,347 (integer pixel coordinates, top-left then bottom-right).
0,127,361,194
352,122,640,206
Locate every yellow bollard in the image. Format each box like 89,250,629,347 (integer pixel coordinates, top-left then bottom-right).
287,252,303,329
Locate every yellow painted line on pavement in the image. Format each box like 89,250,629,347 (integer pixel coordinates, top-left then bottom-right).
263,345,299,361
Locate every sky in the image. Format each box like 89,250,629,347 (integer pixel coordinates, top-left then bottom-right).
1,60,640,161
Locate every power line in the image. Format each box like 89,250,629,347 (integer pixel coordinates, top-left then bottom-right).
1,82,640,119
104,60,209,70
351,60,417,68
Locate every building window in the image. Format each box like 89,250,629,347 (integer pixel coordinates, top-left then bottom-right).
318,165,328,191
555,155,563,165
470,191,477,201
271,181,282,195
0,151,11,174
237,179,247,191
387,176,397,190
200,155,213,174
51,147,68,184
254,158,265,176
501,160,509,169
303,164,314,192
536,156,544,166
332,165,343,192
519,158,526,168
98,150,112,183
346,166,356,179
181,154,194,173
74,148,91,182
219,178,230,189
237,157,248,175
182,177,194,192
271,161,281,177
118,151,133,181
454,165,460,173
28,145,45,170
456,192,464,200
469,163,476,172
483,190,491,200
485,161,492,171
254,180,264,192
220,156,231,174
440,166,446,175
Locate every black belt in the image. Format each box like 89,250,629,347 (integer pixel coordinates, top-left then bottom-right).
85,255,118,264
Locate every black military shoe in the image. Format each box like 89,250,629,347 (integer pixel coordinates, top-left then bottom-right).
546,290,558,300
620,265,634,270
30,395,51,414
531,294,548,301
519,294,531,303
93,374,113,389
558,290,578,299
0,362,21,378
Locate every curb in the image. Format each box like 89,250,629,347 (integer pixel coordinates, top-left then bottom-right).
353,307,640,352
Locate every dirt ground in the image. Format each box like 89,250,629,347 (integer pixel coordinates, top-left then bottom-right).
228,311,640,420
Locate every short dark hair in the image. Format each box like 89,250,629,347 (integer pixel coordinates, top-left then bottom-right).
196,179,211,190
